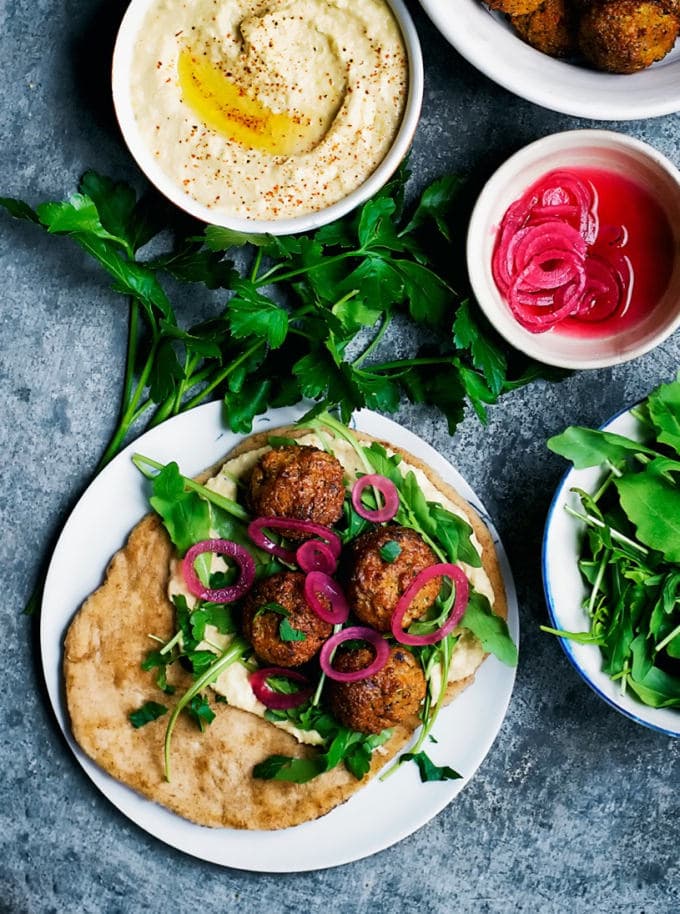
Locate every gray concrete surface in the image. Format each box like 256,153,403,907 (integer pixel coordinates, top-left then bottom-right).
2,1,679,912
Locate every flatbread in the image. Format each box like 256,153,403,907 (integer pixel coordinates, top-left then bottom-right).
64,427,507,829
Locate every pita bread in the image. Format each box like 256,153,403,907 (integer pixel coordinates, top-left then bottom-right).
64,428,507,829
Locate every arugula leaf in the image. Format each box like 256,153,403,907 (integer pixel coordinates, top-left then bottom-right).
461,592,518,666
129,701,168,728
400,751,462,782
548,426,656,468
149,461,211,555
615,464,680,562
646,378,680,456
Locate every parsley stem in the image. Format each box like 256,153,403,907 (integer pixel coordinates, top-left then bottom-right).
183,340,263,411
121,298,139,414
369,357,451,372
256,250,361,287
163,636,249,780
250,247,263,282
97,336,159,469
352,313,391,367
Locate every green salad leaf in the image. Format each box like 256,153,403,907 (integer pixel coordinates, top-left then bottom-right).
547,376,680,709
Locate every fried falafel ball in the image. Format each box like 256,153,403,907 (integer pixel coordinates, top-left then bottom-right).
345,525,440,633
327,645,427,734
511,0,578,57
486,0,544,15
248,445,345,538
241,571,332,667
578,0,680,73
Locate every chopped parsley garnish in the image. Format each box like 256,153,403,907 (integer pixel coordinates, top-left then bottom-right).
379,540,402,563
129,701,168,729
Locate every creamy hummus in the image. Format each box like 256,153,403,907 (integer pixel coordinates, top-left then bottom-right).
168,432,495,743
130,0,407,220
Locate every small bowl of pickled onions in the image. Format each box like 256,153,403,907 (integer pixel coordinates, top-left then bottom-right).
467,130,680,369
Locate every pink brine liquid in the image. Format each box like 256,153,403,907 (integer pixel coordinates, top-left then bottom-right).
559,167,674,339
491,165,676,338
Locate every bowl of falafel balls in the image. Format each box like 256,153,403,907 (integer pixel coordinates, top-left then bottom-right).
418,0,680,119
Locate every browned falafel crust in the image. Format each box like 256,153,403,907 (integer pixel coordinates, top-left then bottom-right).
241,571,332,667
578,0,680,73
248,445,345,537
345,525,440,633
511,0,578,56
486,0,544,15
328,645,427,733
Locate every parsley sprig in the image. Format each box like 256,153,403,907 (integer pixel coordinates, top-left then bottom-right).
2,164,550,480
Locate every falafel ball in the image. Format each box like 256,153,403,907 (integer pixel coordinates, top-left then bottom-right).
345,525,440,633
328,645,427,734
511,0,578,57
578,0,679,73
241,571,332,667
486,0,544,15
248,445,345,538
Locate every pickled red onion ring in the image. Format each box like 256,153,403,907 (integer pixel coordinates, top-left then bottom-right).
296,540,338,575
303,571,350,624
249,667,313,710
319,626,390,682
351,474,399,522
247,517,341,564
391,563,469,646
491,169,631,334
182,539,255,603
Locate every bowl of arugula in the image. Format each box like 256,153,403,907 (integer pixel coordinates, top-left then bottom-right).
542,376,680,736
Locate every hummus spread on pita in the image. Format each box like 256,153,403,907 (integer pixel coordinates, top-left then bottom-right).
64,419,515,829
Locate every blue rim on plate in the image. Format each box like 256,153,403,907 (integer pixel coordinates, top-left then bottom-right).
541,403,680,739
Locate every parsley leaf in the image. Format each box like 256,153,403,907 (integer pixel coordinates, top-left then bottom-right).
279,617,307,642
186,694,216,732
129,701,168,729
400,751,462,782
380,540,402,563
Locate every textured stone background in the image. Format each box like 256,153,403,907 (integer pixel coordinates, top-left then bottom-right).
1,1,679,911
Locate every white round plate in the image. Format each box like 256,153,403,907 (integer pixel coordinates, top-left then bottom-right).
41,403,519,871
543,405,680,737
418,0,680,121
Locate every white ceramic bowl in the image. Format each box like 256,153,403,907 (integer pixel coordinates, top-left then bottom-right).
543,404,680,738
418,0,680,120
112,0,423,235
466,130,680,370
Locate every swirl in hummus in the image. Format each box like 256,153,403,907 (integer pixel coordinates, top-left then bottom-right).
130,0,408,220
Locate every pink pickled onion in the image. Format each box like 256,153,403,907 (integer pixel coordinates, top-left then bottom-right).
303,571,350,624
182,539,255,603
296,540,338,575
249,667,313,710
491,169,631,334
391,563,469,646
351,474,399,523
319,626,390,682
248,517,341,564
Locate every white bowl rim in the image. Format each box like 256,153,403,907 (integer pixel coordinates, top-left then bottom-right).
466,128,680,370
111,0,423,235
418,0,680,121
542,402,680,738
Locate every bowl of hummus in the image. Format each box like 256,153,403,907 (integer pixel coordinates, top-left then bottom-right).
112,0,422,234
